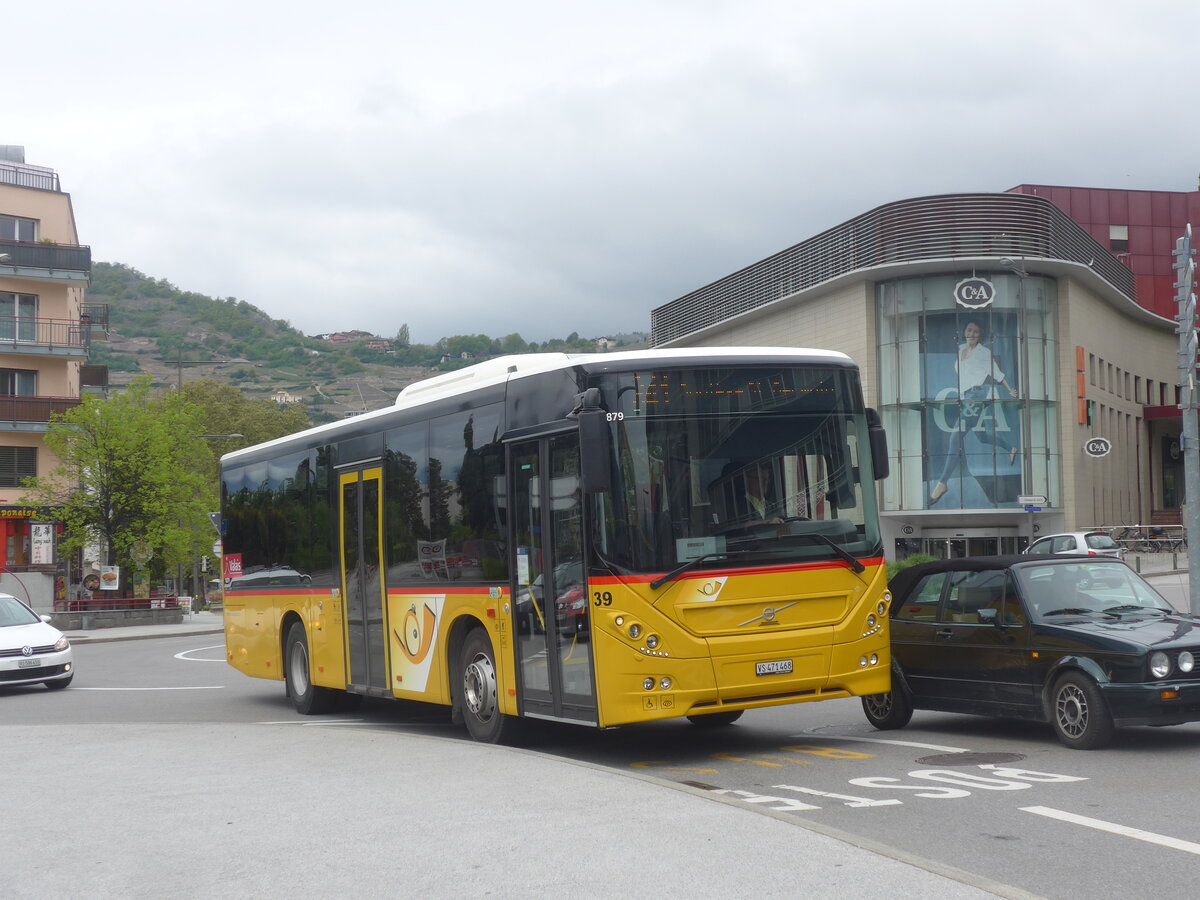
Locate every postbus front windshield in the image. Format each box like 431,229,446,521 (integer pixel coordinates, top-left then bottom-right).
590,364,881,574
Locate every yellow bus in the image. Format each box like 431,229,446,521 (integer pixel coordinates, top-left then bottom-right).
220,348,892,741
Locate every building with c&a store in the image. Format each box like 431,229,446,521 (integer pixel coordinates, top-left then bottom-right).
651,185,1200,559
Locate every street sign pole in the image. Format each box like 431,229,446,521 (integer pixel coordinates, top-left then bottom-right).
1173,225,1200,615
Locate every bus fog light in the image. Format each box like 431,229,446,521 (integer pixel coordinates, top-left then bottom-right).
1150,651,1171,679
643,678,655,691
1178,651,1194,673
659,677,672,690
646,634,660,649
870,653,878,665
628,624,642,640
859,656,868,668
615,616,625,626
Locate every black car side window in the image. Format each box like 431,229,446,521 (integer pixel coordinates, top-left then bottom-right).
895,573,945,621
944,569,1008,623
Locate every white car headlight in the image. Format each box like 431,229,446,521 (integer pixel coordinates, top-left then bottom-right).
1177,651,1194,674
54,636,70,652
1150,651,1171,679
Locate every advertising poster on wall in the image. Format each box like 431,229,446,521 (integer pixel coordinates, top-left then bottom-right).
99,565,121,591
30,523,53,565
923,311,1024,509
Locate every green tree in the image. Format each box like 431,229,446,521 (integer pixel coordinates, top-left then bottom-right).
22,378,213,578
396,323,410,347
181,379,310,450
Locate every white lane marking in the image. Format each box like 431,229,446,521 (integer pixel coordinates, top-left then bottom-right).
795,732,971,753
75,686,225,691
1022,806,1200,855
775,783,903,807
175,644,226,661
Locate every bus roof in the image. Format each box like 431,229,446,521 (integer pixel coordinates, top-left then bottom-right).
221,346,856,465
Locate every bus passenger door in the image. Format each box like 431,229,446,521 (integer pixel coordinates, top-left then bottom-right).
340,468,390,695
510,434,598,725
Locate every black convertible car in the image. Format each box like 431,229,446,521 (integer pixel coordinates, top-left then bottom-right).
863,555,1200,749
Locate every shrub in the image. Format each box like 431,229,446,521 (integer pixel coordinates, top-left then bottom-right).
886,553,937,583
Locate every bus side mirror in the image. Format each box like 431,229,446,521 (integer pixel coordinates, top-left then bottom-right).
866,408,889,481
578,408,612,494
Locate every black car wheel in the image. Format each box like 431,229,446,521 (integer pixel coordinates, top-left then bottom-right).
1050,671,1114,750
862,685,913,730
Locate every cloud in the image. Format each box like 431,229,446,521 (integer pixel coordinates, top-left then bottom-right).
10,0,1199,342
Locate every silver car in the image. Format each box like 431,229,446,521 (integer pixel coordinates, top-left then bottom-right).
0,593,73,690
1025,531,1125,561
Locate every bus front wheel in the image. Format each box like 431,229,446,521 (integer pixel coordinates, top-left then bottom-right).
459,628,508,743
285,623,336,715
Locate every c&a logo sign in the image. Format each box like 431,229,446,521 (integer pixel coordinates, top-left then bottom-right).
954,277,995,309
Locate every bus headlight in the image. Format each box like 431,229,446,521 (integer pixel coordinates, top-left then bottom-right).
1179,651,1195,673
1150,651,1171,679
646,634,660,649
659,677,672,690
628,623,642,640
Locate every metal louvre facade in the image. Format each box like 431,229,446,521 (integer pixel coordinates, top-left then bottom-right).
650,193,1135,346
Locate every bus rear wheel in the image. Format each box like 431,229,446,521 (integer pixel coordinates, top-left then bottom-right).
459,628,508,743
285,622,336,715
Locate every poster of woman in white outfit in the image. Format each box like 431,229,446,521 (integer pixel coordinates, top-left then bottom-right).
927,318,1020,507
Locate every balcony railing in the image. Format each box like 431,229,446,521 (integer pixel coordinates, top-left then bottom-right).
0,238,90,273
0,162,59,192
0,395,81,424
0,317,93,353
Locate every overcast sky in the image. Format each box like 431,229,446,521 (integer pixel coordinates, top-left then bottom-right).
11,0,1198,343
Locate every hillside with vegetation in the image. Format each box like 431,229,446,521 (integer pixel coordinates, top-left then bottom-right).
85,263,648,423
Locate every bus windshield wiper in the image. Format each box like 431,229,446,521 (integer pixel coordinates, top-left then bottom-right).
790,533,866,574
650,538,864,591
650,551,772,591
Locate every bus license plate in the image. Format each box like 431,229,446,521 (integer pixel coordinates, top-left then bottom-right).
18,658,40,668
756,659,792,676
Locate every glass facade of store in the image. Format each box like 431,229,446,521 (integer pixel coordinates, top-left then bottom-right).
877,272,1061,513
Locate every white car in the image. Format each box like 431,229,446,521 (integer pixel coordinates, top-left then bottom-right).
0,593,73,690
1025,531,1126,561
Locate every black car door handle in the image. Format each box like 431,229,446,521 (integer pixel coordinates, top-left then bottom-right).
935,629,954,639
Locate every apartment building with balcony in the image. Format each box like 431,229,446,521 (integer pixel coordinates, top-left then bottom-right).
0,146,104,600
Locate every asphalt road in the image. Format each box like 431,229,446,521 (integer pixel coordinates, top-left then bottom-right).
6,633,1200,899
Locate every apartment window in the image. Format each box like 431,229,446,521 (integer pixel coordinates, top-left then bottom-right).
0,293,37,341
0,215,36,242
0,446,36,487
0,369,36,395
1109,225,1129,253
